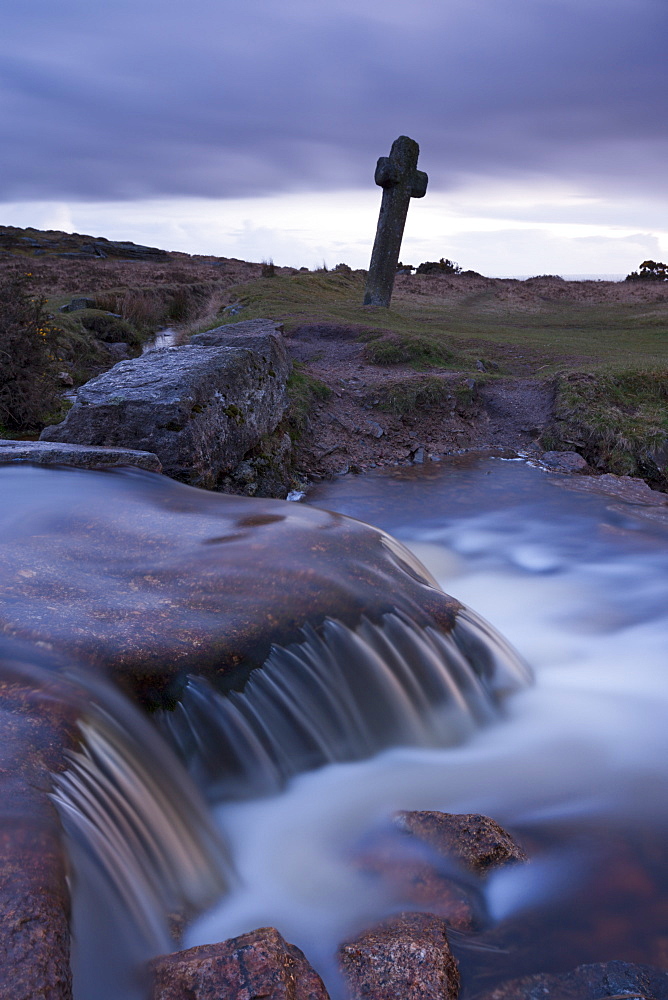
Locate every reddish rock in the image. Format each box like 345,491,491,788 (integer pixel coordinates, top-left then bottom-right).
474,960,668,1000
0,644,84,1000
339,912,460,1000
394,812,527,876
0,464,465,711
150,926,330,1000
355,830,477,931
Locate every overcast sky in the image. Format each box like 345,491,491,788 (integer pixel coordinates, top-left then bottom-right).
2,0,666,274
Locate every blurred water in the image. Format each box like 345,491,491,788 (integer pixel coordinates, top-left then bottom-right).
188,457,668,993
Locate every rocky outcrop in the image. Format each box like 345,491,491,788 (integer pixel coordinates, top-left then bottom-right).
150,926,330,1000
475,960,668,1000
40,320,291,489
339,912,460,1000
0,439,162,472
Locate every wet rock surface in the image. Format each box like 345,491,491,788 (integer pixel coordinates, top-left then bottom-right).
150,926,330,1000
539,450,589,473
355,831,478,932
339,911,460,1000
356,812,527,932
474,960,668,1000
551,471,668,525
40,321,291,489
0,464,463,709
0,642,84,1000
0,439,162,471
395,812,528,876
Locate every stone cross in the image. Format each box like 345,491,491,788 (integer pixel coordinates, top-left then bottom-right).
363,136,428,307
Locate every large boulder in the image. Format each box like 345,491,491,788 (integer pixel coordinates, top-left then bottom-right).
189,317,284,347
150,927,330,1000
338,912,460,1000
40,320,291,489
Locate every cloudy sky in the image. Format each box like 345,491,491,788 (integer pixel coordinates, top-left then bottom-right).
2,0,666,274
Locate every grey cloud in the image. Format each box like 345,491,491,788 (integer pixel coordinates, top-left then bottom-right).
1,0,666,201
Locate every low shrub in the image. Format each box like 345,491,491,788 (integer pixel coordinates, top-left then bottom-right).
415,258,462,275
625,260,668,282
76,310,140,345
0,273,62,430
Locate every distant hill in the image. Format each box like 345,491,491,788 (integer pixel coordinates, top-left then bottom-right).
0,224,175,261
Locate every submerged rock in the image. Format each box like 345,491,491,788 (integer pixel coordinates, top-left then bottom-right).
356,812,526,932
150,926,330,1000
355,830,477,931
475,960,668,1000
339,912,460,1000
40,320,291,490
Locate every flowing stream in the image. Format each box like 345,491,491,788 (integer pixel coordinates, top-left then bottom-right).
7,455,667,999
182,456,668,997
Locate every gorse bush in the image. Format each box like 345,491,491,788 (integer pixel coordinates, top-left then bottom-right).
0,273,62,430
415,258,462,275
625,260,668,282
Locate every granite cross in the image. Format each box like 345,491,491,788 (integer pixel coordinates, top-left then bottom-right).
363,136,428,307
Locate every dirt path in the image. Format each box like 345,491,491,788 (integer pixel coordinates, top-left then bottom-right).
284,323,556,479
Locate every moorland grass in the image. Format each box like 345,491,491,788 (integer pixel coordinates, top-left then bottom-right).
208,270,668,376
209,270,668,485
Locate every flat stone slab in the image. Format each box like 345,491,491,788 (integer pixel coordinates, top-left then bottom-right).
40,323,291,489
0,440,162,472
190,317,284,347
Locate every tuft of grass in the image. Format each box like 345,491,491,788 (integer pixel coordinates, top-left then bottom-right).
286,363,332,436
369,375,484,416
361,331,458,369
544,369,668,487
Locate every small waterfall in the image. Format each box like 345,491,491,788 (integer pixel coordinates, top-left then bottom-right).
48,670,233,1000
157,607,532,801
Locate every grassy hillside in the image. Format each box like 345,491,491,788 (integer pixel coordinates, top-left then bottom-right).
211,268,668,375
2,227,667,487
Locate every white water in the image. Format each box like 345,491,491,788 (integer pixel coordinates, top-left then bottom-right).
141,326,178,352
187,458,668,992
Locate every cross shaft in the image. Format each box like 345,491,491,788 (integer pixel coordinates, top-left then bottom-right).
363,136,428,308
